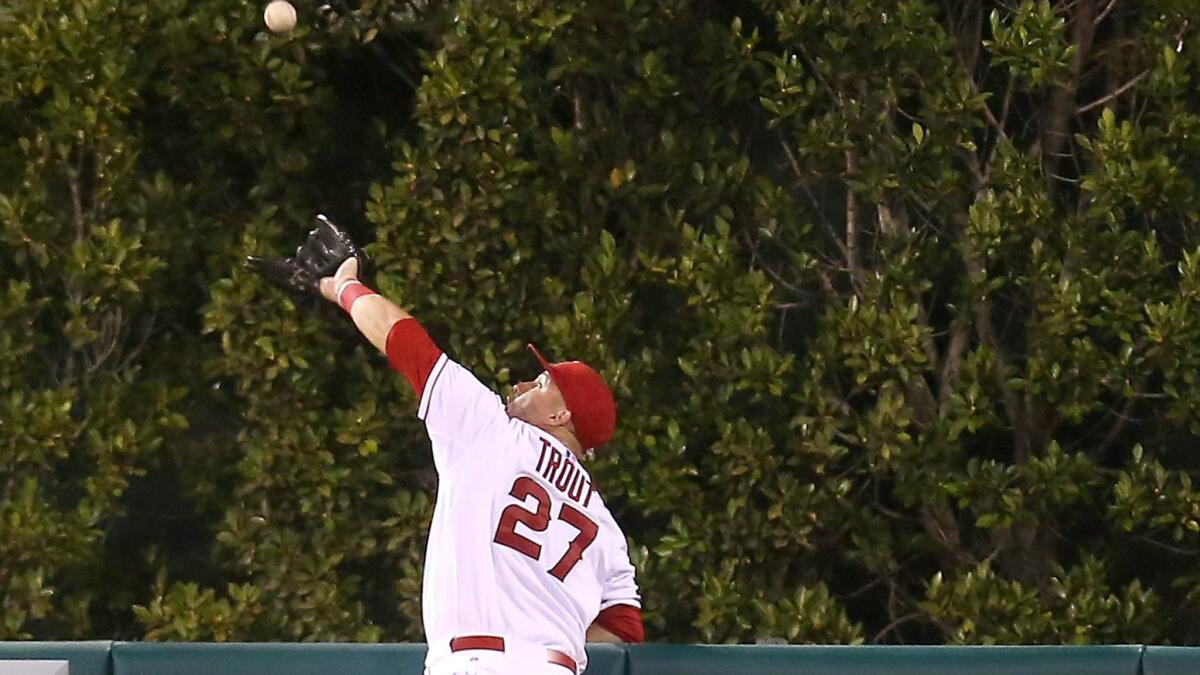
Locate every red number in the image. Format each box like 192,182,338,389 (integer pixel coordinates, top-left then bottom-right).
548,504,599,580
493,477,599,581
494,477,551,559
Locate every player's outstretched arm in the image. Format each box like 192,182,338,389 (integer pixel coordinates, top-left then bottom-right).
317,256,445,403
318,257,410,354
587,604,645,643
586,623,624,643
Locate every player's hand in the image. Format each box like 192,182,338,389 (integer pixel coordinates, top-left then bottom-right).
319,257,359,304
245,214,369,298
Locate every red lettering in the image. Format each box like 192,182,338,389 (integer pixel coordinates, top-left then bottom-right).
544,448,563,485
493,477,551,559
548,504,600,581
492,477,601,582
535,438,552,473
554,460,577,492
567,472,586,502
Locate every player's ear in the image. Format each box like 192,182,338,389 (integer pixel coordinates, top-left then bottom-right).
551,407,573,428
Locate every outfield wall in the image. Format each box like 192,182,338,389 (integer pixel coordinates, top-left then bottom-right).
2,642,1198,674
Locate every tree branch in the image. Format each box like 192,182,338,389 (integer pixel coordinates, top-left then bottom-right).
937,317,972,408
1076,69,1148,114
958,182,1024,448
1092,0,1119,28
844,149,864,287
780,138,854,261
1094,397,1136,458
872,611,925,644
67,153,85,240
1040,0,1096,195
1132,534,1200,557
572,87,587,131
85,308,123,377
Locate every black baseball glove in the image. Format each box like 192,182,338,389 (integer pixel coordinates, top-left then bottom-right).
245,214,370,295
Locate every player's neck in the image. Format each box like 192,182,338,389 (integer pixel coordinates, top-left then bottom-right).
544,425,585,459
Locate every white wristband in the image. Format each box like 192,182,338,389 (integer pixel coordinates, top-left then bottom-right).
335,279,363,306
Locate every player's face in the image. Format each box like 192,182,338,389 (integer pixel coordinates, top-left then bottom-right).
506,371,569,427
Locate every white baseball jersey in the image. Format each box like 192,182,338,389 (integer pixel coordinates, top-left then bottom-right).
417,353,641,672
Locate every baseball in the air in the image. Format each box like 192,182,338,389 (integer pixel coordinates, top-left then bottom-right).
263,0,297,33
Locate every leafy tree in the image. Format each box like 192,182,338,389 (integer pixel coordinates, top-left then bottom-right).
0,0,196,638
5,0,1200,647
360,0,1200,645
737,0,1200,644
0,0,423,639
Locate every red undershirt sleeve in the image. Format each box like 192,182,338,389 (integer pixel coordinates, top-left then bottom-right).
595,604,645,643
385,318,443,398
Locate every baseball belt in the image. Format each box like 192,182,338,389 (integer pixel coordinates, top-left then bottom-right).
449,635,577,673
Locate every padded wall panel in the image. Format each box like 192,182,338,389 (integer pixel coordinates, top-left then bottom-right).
624,644,1144,675
111,642,424,675
0,641,112,675
1143,646,1200,675
582,643,627,675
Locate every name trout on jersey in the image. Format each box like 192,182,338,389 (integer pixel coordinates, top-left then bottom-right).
535,438,595,508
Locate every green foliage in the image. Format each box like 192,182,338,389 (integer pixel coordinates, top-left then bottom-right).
0,0,192,639
5,0,1200,647
924,556,1166,644
133,578,267,642
987,1,1077,87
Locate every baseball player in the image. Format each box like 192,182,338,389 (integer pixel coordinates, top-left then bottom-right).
247,217,644,674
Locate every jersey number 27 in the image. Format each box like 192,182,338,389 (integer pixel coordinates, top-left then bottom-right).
494,476,598,581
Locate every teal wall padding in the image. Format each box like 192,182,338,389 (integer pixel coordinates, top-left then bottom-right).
107,642,629,674
582,643,627,675
0,640,112,675
0,641,1186,675
110,642,426,675
1143,646,1200,675
623,644,1146,675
